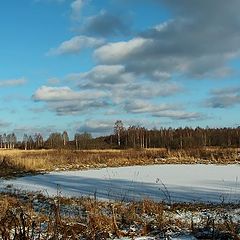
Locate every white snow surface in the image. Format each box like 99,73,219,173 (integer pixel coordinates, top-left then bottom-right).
2,164,240,203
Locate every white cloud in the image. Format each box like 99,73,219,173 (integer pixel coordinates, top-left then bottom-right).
94,37,149,63
124,100,176,114
110,82,182,104
0,78,27,87
32,86,110,115
48,99,110,115
75,65,134,88
71,0,84,20
77,119,113,135
47,35,104,56
32,86,107,101
47,77,60,85
63,61,183,109
205,86,240,108
153,110,203,120
124,100,203,120
64,64,182,106
151,71,171,81
93,0,240,80
81,9,130,37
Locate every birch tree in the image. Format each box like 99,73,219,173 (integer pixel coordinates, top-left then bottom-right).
114,120,124,147
62,131,69,146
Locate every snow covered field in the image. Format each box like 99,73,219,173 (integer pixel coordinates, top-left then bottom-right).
2,164,240,203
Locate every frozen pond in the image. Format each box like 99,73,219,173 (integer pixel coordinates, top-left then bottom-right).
2,164,240,203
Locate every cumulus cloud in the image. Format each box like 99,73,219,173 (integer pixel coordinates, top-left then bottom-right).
205,87,240,108
36,0,240,122
32,86,110,115
94,37,149,64
47,36,104,56
33,86,107,101
68,65,134,89
152,111,203,120
81,10,130,37
124,100,202,120
110,82,182,104
49,99,110,115
94,0,240,79
124,100,176,114
211,87,240,96
65,64,182,105
77,119,113,135
151,71,171,81
31,80,183,117
0,78,27,88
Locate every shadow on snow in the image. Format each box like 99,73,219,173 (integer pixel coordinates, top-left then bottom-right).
3,173,240,204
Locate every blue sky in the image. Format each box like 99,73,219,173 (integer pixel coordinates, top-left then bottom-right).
0,0,240,138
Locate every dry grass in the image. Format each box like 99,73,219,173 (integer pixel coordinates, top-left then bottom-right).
0,147,239,178
0,192,239,239
0,148,239,238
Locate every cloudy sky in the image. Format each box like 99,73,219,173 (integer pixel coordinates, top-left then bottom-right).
1,0,240,137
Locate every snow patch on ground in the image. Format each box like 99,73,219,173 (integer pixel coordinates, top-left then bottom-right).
2,164,240,203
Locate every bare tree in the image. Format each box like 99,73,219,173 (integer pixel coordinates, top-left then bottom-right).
2,134,7,149
46,133,63,149
28,135,34,149
114,120,124,147
23,134,28,150
34,133,44,149
10,133,17,149
74,133,80,150
74,132,92,149
62,131,69,146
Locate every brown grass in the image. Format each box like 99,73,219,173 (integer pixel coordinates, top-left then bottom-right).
0,147,239,178
0,192,239,239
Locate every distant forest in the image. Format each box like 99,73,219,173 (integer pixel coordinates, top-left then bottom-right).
0,121,240,150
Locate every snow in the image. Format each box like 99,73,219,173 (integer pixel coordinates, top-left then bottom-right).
1,164,240,203
113,232,198,240
114,233,198,240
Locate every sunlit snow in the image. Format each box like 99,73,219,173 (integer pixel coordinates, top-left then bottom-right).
2,164,240,203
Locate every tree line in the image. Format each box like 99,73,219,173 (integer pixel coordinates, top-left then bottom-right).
112,121,240,149
0,121,239,150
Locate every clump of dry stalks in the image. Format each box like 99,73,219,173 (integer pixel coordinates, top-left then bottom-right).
0,192,239,240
